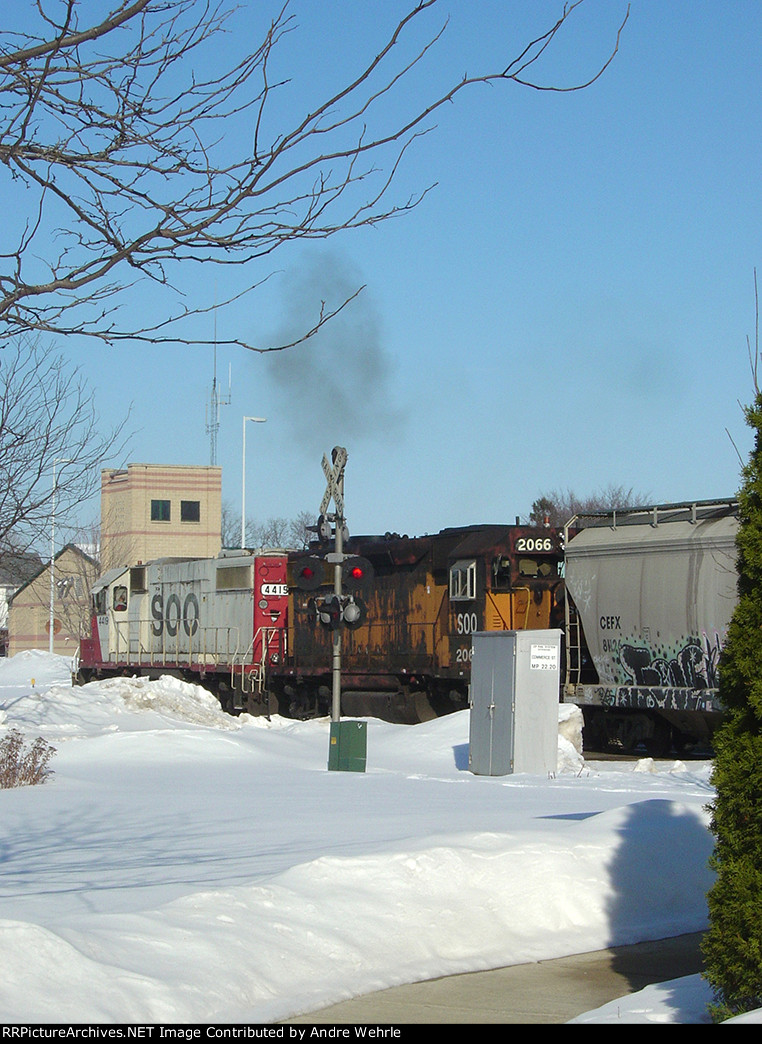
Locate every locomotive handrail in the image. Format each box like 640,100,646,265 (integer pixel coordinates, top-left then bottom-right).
109,617,243,670
230,626,284,694
564,497,739,539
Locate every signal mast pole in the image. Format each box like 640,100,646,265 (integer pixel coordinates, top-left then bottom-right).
331,494,344,723
320,446,348,723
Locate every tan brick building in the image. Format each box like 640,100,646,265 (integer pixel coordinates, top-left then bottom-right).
100,463,222,571
8,544,98,657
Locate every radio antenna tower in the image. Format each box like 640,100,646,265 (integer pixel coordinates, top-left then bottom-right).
206,304,231,465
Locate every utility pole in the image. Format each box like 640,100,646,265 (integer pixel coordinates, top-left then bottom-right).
241,415,266,547
49,458,72,654
319,446,348,722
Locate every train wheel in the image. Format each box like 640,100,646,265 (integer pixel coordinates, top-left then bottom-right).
580,709,608,754
644,718,672,758
216,682,235,715
673,730,698,755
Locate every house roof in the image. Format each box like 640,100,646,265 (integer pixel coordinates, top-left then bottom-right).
0,550,44,588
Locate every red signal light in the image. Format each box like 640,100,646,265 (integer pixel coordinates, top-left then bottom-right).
341,555,374,589
292,556,325,590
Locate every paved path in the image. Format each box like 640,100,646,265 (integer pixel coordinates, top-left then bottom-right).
285,932,705,1024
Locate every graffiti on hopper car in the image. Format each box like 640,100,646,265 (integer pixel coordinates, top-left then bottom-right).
618,634,723,691
591,685,722,714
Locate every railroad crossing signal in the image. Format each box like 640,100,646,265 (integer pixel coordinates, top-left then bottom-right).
342,595,367,630
320,446,347,517
313,444,369,750
317,594,343,629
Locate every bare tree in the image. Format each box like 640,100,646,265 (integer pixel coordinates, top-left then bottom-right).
221,502,314,549
287,510,316,550
0,338,128,554
220,502,241,550
16,541,99,645
250,517,290,549
527,484,649,527
0,0,629,352
50,520,100,641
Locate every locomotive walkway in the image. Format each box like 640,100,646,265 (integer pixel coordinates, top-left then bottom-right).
284,932,705,1024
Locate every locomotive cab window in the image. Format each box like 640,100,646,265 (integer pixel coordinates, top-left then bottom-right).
113,586,128,612
130,566,147,592
518,556,557,578
449,559,477,601
492,556,512,590
492,554,558,589
216,564,253,590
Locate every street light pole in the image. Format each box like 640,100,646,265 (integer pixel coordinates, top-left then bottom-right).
241,416,266,548
49,458,72,655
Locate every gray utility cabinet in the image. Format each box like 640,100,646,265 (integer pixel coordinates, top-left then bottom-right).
468,629,562,776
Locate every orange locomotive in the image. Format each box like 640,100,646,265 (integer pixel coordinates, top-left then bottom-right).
273,523,565,721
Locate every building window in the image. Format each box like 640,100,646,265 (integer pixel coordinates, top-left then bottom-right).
151,499,171,521
181,500,200,522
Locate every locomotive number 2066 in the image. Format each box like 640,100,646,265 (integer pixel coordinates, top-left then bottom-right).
516,537,555,552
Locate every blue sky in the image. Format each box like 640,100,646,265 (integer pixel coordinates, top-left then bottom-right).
57,0,762,539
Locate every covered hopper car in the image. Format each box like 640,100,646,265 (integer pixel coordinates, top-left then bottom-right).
562,498,739,754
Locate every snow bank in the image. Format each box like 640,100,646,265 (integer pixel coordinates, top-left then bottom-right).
0,653,725,1024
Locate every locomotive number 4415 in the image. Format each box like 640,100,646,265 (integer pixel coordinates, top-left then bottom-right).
261,583,288,597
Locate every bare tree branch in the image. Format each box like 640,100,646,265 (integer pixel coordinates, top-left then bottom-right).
0,0,629,352
748,267,760,395
0,336,129,553
527,484,649,528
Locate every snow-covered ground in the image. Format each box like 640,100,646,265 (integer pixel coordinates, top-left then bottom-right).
0,650,754,1025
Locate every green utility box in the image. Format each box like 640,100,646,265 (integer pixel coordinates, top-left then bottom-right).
328,720,367,772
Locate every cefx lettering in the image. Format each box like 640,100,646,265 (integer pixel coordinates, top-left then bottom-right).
599,615,621,630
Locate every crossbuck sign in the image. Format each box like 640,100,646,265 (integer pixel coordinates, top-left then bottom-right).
320,446,347,517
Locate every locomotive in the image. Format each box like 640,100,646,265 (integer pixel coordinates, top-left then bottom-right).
75,499,740,754
282,524,565,721
75,522,565,722
78,550,291,714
